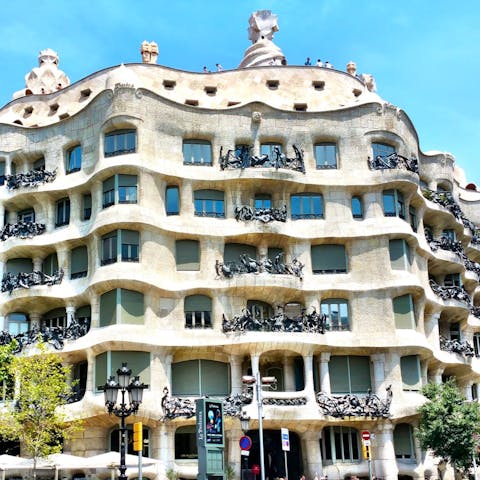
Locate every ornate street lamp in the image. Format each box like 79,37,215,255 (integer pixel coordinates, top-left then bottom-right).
100,363,148,480
242,373,276,480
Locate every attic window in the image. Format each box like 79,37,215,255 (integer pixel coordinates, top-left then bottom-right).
163,80,176,90
49,103,59,114
353,88,362,97
266,80,279,90
227,101,240,107
312,81,325,91
59,113,70,120
185,99,199,106
13,120,23,125
294,103,307,111
80,88,92,99
24,106,34,115
204,86,217,96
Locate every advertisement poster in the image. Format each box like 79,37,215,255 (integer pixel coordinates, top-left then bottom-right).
205,400,223,445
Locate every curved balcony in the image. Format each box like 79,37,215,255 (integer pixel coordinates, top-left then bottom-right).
1,269,64,294
5,168,57,190
234,205,287,223
0,221,46,240
439,335,474,357
429,279,471,304
368,153,418,174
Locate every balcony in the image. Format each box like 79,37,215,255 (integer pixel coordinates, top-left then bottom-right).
5,168,56,190
219,144,305,173
1,269,64,294
0,221,46,240
429,279,471,304
439,335,474,357
234,205,287,223
368,153,418,173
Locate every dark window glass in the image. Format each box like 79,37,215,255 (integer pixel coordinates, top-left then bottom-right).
166,186,180,215
56,198,70,227
101,232,118,265
83,194,92,220
18,208,35,223
260,143,282,158
290,194,323,219
66,145,82,173
383,189,405,219
351,196,363,219
372,142,395,158
104,129,136,157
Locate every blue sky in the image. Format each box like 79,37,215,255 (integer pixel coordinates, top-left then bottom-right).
1,0,479,185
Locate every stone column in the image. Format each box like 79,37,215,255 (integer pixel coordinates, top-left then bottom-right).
163,353,173,391
302,430,323,478
0,315,5,331
364,191,382,219
283,356,295,391
318,353,331,394
0,204,4,228
430,367,444,385
91,180,103,214
85,350,95,394
424,312,440,347
57,247,69,278
182,179,194,217
420,360,428,387
33,256,42,272
30,312,41,329
69,191,81,224
230,355,243,395
373,422,398,480
92,233,101,269
251,353,260,404
157,423,175,466
0,261,4,279
371,354,386,394
90,293,100,329
66,305,76,326
303,354,316,402
464,381,473,401
226,425,243,476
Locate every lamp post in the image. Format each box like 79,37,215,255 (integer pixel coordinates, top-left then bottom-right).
242,373,276,480
100,362,148,480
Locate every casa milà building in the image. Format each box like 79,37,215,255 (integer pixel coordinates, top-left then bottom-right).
1,10,480,480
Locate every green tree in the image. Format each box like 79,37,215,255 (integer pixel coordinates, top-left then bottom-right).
417,379,480,477
0,343,83,479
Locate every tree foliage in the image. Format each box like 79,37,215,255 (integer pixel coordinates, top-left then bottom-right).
417,379,480,473
0,343,83,478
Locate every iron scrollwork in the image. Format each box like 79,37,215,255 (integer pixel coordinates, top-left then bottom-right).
222,306,326,334
0,221,46,241
439,335,474,357
1,269,64,294
429,279,471,304
368,153,418,173
316,386,392,418
5,168,57,190
215,253,304,279
220,145,305,173
235,205,287,223
262,397,307,406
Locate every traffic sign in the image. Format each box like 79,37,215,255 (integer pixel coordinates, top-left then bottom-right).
252,464,261,475
281,427,290,451
239,435,252,451
361,430,370,441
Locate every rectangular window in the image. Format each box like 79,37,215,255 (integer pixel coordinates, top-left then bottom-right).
254,194,272,209
409,206,418,232
166,186,180,215
183,140,212,165
321,299,350,331
66,145,82,173
17,208,35,223
312,244,347,273
394,424,415,460
329,356,371,393
400,355,421,390
176,239,200,271
393,294,416,329
444,273,461,287
383,189,405,219
102,232,118,265
7,313,29,335
194,190,225,218
118,174,138,204
442,229,456,241
449,322,461,342
351,196,363,219
83,194,92,220
315,143,337,169
474,333,480,357
290,194,323,219
103,176,115,208
55,198,70,227
70,246,88,279
320,426,360,463
389,239,410,270
260,143,282,158
121,230,139,262
372,142,395,158
104,129,136,157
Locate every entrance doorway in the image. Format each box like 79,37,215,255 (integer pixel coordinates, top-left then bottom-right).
244,429,303,480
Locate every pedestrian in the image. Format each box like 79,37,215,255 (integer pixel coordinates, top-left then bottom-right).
304,57,312,66
316,59,323,67
216,63,223,71
203,66,209,73
325,61,333,69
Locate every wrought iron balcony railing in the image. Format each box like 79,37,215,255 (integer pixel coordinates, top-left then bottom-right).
216,253,304,279
222,306,331,334
5,168,56,190
429,279,471,304
0,221,46,240
0,316,90,353
1,269,64,294
368,153,418,173
234,205,287,223
439,335,475,357
316,386,392,419
219,144,305,173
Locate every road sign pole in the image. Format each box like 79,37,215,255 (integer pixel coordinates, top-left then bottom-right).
284,450,288,480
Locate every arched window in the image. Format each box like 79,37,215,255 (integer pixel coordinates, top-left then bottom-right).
372,142,395,159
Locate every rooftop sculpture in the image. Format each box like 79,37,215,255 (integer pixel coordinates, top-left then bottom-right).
140,41,159,64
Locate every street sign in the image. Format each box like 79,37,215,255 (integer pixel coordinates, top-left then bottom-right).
281,427,290,451
252,464,261,475
361,430,370,441
239,435,252,451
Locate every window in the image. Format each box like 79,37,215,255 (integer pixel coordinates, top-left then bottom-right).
6,258,33,274
101,230,139,265
473,333,480,357
184,295,212,328
247,300,274,322
311,244,347,273
183,140,212,165
383,189,405,219
166,186,180,215
254,193,272,209
400,355,421,390
99,289,144,326
320,426,360,463
449,322,461,342
290,193,323,219
82,194,92,220
7,313,29,335
315,143,337,169
66,145,82,173
56,197,70,227
95,350,150,391
393,294,416,329
442,229,456,241
33,157,45,171
394,424,415,460
472,384,479,401
104,129,136,157
389,239,410,270
42,308,67,331
42,253,58,276
444,273,461,287
194,190,225,218
320,299,349,331
70,246,88,279
260,143,282,158
171,359,230,396
111,426,150,457
0,160,5,185
372,142,395,158
409,206,418,232
17,208,35,223
351,196,363,219
176,240,200,271
175,426,198,459
102,175,138,208
224,243,257,263
329,356,371,393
